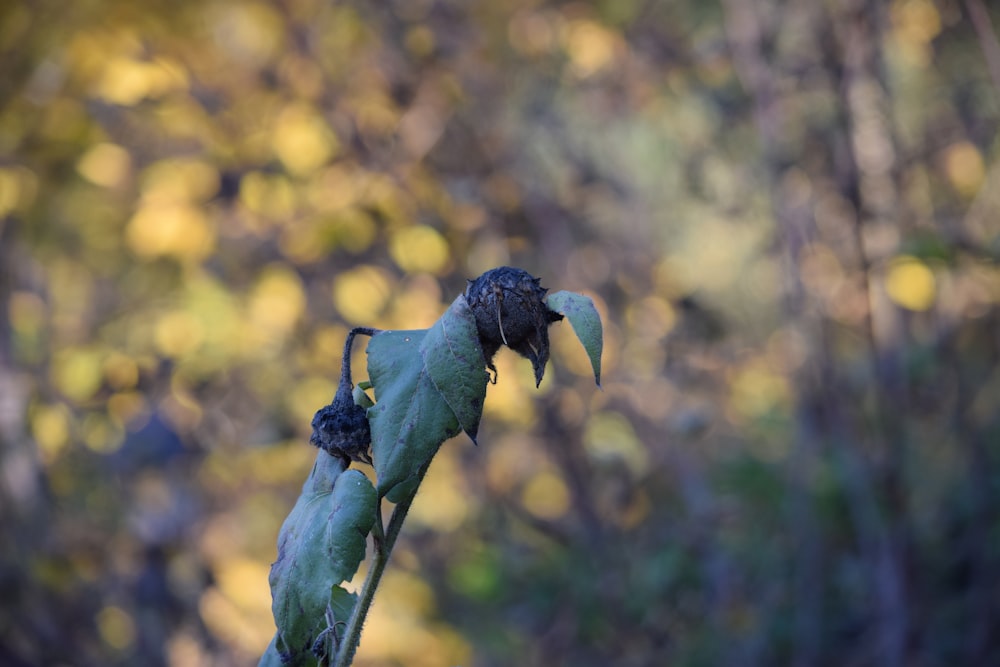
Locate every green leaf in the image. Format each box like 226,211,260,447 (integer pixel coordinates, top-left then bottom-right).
547,291,604,386
367,296,488,502
258,635,282,667
266,452,376,666
352,383,374,409
421,295,487,443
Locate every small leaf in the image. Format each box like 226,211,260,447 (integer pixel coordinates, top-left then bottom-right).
547,290,604,386
367,297,488,502
352,383,374,409
267,452,376,665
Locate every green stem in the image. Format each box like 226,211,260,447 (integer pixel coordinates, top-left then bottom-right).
332,466,428,667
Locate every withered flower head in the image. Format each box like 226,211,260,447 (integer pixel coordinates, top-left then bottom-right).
465,266,564,387
310,328,374,465
309,386,372,466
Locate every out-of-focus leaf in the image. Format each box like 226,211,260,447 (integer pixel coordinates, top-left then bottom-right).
547,291,603,386
266,452,376,666
367,296,487,502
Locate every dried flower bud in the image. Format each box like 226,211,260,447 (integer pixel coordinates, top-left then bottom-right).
310,386,372,465
465,266,563,387
310,328,377,465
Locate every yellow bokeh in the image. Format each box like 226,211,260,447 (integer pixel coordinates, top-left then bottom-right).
213,557,273,614
155,97,213,141
408,448,470,531
248,264,306,342
166,630,211,667
404,25,436,57
272,103,339,176
307,324,350,371
355,570,471,667
351,88,401,139
885,255,936,311
583,411,648,475
332,208,378,253
521,469,571,520
80,411,124,454
277,219,327,264
942,141,985,198
180,274,244,361
107,391,148,428
286,376,338,427
482,353,537,426
155,310,205,358
141,158,220,203
307,164,362,212
103,352,140,389
126,203,216,261
892,0,941,46
198,585,273,657
210,2,286,66
279,209,378,262
51,346,104,403
239,172,297,222
332,265,393,324
389,225,450,275
97,605,136,651
95,57,187,106
729,360,791,420
565,19,619,77
31,403,72,464
387,275,444,328
0,166,38,216
360,173,409,223
77,143,132,188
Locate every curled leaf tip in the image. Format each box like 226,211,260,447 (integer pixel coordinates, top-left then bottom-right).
546,290,603,387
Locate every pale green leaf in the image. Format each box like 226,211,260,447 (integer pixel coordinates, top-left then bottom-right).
266,452,376,665
547,290,603,386
367,296,488,502
421,295,488,444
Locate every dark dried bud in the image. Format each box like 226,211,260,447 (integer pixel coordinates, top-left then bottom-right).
465,266,563,387
310,386,372,465
310,327,377,465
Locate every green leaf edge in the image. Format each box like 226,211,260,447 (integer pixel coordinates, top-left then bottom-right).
547,290,604,386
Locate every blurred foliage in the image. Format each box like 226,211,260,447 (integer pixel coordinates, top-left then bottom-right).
1,0,1000,665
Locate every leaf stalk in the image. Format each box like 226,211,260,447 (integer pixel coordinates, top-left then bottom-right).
332,466,428,667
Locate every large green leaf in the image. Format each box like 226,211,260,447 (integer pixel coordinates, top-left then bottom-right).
421,295,487,443
547,291,604,386
264,452,376,666
367,295,488,502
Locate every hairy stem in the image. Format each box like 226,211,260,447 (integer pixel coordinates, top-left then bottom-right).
341,327,381,387
332,466,428,667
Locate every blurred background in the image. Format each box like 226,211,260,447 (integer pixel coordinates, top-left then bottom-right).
2,0,999,665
